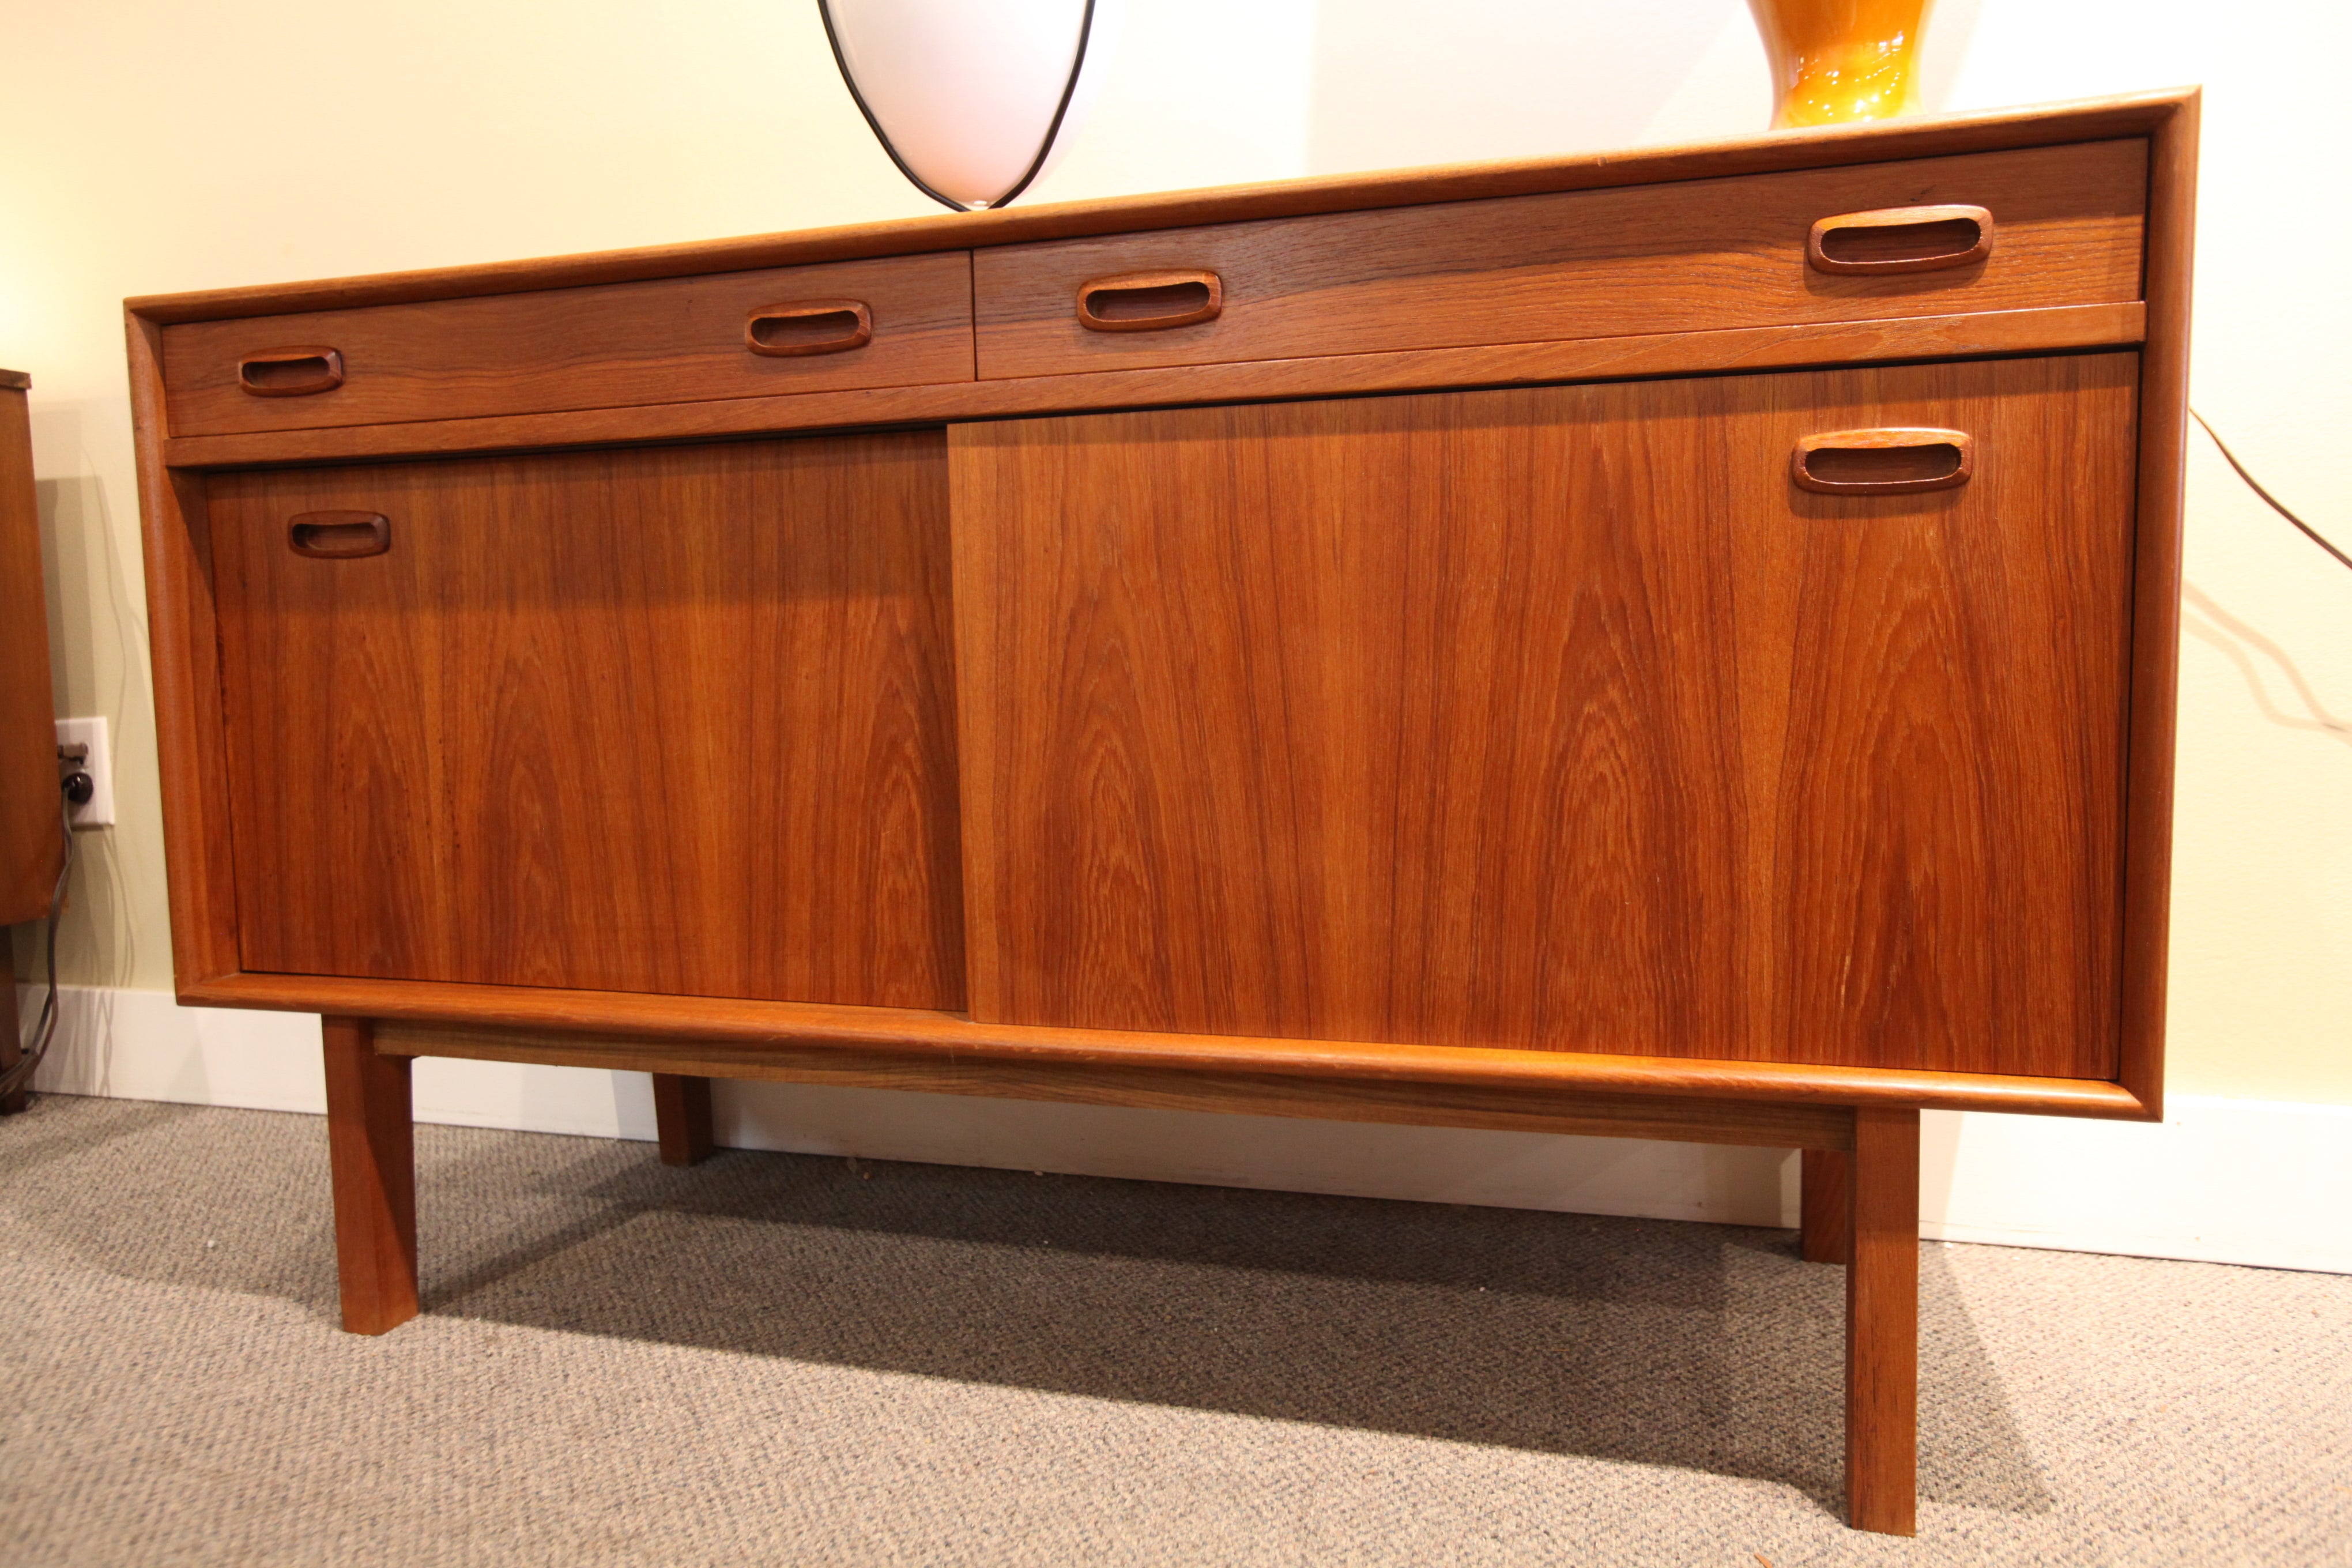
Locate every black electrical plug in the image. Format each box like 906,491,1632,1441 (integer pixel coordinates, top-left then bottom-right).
57,741,94,810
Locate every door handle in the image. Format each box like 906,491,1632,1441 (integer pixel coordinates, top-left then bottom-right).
1807,205,1993,275
238,346,346,397
744,300,873,357
288,511,391,558
1076,271,1223,332
1792,429,1974,495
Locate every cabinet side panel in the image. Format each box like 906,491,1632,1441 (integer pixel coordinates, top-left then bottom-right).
2116,92,2198,1118
0,387,62,923
130,310,246,983
211,432,964,1009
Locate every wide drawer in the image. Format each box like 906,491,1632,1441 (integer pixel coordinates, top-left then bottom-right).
163,251,976,436
973,141,2146,379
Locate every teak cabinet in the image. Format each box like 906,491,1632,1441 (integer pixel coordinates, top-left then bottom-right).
129,92,2198,1536
2,367,63,1112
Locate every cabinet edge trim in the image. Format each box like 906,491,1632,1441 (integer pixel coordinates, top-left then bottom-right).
182,973,2152,1120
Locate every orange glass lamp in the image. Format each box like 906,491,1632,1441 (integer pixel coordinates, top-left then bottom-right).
1747,0,1934,128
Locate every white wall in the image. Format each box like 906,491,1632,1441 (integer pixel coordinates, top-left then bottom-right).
26,985,2352,1273
5,2,2349,1257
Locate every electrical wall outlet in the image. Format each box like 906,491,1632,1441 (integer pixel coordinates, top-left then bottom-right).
56,717,115,828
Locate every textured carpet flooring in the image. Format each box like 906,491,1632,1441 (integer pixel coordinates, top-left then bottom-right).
1,1093,2346,1566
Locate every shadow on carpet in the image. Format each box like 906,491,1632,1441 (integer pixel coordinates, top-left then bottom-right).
406,1129,2053,1522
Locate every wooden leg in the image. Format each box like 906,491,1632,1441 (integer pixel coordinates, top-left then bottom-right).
0,967,27,1114
652,1072,715,1166
322,1016,418,1335
1845,1106,1920,1535
1801,1147,1852,1264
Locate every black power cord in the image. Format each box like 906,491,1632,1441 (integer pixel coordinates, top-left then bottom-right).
2,768,82,1110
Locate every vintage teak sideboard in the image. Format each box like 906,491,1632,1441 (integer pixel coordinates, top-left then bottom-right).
129,92,2195,1534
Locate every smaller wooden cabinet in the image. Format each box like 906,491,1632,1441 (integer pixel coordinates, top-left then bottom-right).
126,92,2200,1536
0,371,59,926
1,369,63,1112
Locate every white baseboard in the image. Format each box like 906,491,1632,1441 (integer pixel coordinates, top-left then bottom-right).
17,984,2350,1273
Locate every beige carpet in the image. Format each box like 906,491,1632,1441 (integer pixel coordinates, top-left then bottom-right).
0,1091,2345,1566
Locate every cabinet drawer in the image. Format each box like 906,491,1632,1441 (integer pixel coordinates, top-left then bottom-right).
973,141,2144,379
164,252,975,436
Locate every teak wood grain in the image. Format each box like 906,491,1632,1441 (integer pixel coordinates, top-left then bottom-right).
974,142,2144,380
164,252,975,438
1846,1106,1921,1533
0,378,62,924
322,1016,418,1335
209,433,964,1007
953,355,2137,1077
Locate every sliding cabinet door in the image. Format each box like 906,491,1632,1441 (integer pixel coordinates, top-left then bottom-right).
951,355,2136,1077
212,432,964,1008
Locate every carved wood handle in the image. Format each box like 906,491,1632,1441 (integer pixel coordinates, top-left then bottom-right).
238,346,345,397
1807,205,1993,275
1792,429,1976,495
288,511,391,558
1077,271,1224,332
744,300,873,357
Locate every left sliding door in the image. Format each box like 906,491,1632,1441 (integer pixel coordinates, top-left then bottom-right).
210,431,965,1008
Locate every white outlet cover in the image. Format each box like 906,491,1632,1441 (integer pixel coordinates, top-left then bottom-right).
55,716,114,828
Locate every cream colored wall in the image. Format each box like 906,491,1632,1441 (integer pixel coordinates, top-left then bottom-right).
6,1,2346,1102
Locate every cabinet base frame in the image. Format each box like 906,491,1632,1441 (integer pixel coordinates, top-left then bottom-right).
330,1016,1923,1534
180,968,2153,1120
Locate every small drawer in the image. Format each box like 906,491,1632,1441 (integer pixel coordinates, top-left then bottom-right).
163,252,975,436
973,141,2146,379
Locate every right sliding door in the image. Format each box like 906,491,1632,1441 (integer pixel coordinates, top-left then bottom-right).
949,354,2137,1078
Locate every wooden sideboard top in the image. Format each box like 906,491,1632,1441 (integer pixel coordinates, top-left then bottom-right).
127,89,2195,324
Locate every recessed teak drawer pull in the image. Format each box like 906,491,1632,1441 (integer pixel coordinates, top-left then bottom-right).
1807,205,1993,275
1792,429,1975,495
1077,271,1224,332
287,511,391,559
238,346,345,397
744,300,873,357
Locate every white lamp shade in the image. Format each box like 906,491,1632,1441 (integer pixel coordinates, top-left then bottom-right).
821,0,1122,210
